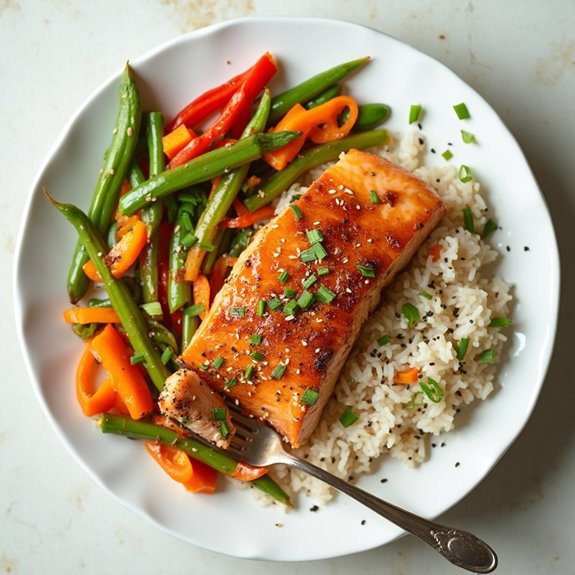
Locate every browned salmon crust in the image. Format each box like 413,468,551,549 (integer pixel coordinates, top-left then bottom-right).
180,149,445,447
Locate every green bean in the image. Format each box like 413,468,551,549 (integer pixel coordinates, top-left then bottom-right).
146,318,179,355
119,131,301,217
268,56,370,125
244,129,392,212
47,193,170,391
305,84,342,108
67,64,141,303
181,306,200,350
352,103,391,131
99,413,291,506
167,206,192,314
228,228,254,258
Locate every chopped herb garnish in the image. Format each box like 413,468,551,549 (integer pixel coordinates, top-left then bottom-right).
130,352,145,365
402,303,420,328
453,102,471,120
458,164,473,183
316,285,336,304
339,407,359,428
290,204,302,220
356,263,376,278
317,266,330,276
283,299,299,316
140,301,163,317
212,407,227,421
230,307,246,317
403,391,424,410
301,387,319,406
419,377,444,403
306,229,324,244
489,317,513,328
198,240,215,252
481,219,498,238
268,297,282,310
369,189,381,205
250,333,263,345
212,355,225,370
224,377,237,390
270,363,287,380
463,206,475,233
302,274,318,289
219,421,230,439
409,103,422,124
377,335,390,346
418,290,432,300
244,364,255,379
198,363,209,372
278,270,290,284
256,299,266,316
477,348,495,363
160,347,173,365
250,350,264,362
461,129,476,144
300,246,317,263
455,337,470,361
283,287,296,298
442,149,453,161
181,232,198,248
312,241,328,261
297,290,315,309
185,303,205,317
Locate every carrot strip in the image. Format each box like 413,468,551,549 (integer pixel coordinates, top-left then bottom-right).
89,324,154,420
209,255,237,296
161,124,195,160
75,343,117,417
221,205,275,229
393,367,420,384
64,306,120,325
428,243,442,262
192,274,211,320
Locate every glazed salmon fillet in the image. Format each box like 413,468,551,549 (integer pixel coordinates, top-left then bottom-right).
180,149,445,447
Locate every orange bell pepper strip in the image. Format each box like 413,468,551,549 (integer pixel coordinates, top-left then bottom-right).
393,367,420,385
221,205,276,229
145,440,194,483
89,324,154,420
161,124,195,160
264,95,359,171
168,52,278,169
230,461,268,481
75,343,118,417
209,255,237,297
192,274,211,320
63,306,120,325
184,460,218,493
83,219,148,282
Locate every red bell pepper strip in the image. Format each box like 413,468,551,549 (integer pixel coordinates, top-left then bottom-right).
168,53,278,169
221,205,276,229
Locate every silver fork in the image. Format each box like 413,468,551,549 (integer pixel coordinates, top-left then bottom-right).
226,409,497,573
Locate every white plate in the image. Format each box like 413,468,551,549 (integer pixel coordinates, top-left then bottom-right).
13,17,559,561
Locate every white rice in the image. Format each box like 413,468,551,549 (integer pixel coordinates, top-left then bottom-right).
268,129,513,504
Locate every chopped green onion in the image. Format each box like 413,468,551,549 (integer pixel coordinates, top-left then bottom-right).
455,337,470,361
419,377,444,403
283,287,296,298
317,266,330,276
409,103,422,124
219,421,230,439
198,240,215,252
306,229,324,244
212,355,225,370
453,102,471,120
160,347,173,365
181,232,198,248
312,242,328,261
463,206,475,233
250,333,263,345
316,285,336,304
268,297,282,310
184,303,205,317
489,317,513,328
198,363,209,372
404,391,424,410
477,348,495,363
418,290,432,300
270,363,287,380
300,247,317,263
140,301,163,317
256,299,266,316
301,387,319,406
402,303,420,328
250,350,264,362
302,274,318,289
244,364,255,379
297,290,315,309
290,204,302,220
224,377,237,390
180,211,193,232
481,219,498,238
370,189,381,205
278,270,290,284
461,129,476,144
441,149,453,161
356,263,376,278
283,299,299,316
212,407,227,421
230,307,246,317
458,164,473,183
377,335,390,346
339,407,359,428
130,352,145,365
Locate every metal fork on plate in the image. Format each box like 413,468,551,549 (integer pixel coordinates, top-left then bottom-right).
226,408,497,573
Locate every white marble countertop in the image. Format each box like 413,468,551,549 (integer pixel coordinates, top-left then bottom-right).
2,1,574,573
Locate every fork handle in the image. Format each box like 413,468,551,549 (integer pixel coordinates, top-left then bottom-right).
284,454,497,573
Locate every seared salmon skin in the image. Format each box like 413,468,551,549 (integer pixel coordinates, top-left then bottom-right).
180,149,445,447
